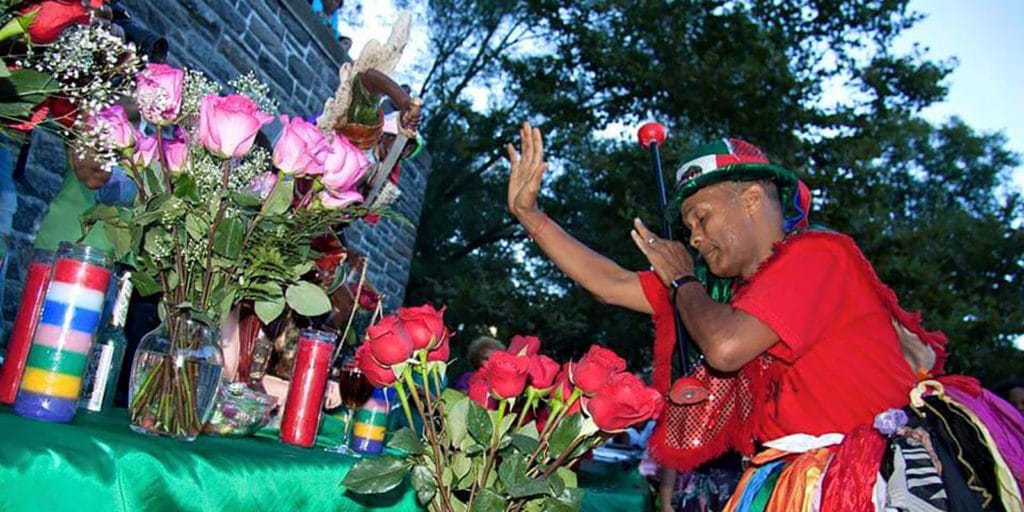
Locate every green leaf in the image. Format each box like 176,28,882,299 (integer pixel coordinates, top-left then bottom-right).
410,464,437,505
510,433,539,455
0,69,59,105
451,452,472,480
212,216,244,259
550,488,584,512
184,213,207,241
131,272,161,296
449,496,468,512
230,191,263,208
254,297,285,324
447,396,470,447
386,427,425,456
261,174,294,215
549,413,582,454
517,421,540,440
285,281,331,317
555,467,577,489
470,489,507,512
499,452,549,499
341,455,411,494
466,399,492,444
172,172,199,202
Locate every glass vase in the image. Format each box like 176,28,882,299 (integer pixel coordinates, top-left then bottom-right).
128,312,224,441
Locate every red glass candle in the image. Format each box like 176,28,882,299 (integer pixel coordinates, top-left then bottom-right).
0,249,54,404
280,329,336,447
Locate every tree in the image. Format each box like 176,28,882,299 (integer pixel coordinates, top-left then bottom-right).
403,0,1023,384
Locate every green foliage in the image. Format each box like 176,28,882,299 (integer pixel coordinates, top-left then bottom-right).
407,0,1023,384
341,455,412,494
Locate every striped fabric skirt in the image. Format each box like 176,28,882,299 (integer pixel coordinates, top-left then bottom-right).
722,379,1024,512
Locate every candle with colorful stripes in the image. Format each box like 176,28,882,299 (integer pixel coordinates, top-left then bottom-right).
350,387,391,455
13,243,112,423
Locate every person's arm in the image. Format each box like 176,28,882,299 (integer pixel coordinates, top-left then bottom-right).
658,467,676,512
630,219,777,371
507,123,651,314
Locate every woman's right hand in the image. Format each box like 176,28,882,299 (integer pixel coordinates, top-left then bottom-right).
506,122,548,219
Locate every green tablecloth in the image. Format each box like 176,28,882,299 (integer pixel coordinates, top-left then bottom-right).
0,406,417,511
0,405,652,511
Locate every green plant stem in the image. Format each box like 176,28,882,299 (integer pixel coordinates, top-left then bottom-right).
155,127,189,306
126,158,148,202
400,370,454,512
199,158,232,310
469,399,506,511
393,380,418,440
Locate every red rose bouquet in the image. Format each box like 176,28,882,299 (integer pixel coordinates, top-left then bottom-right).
344,309,662,512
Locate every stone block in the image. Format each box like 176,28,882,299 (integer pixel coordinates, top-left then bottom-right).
247,15,282,55
257,53,294,99
10,196,47,236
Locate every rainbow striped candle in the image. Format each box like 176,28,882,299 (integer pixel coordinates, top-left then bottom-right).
350,387,391,455
14,243,111,423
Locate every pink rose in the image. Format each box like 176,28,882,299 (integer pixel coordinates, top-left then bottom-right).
571,345,626,395
133,134,158,167
136,63,184,125
197,94,273,159
585,373,663,432
364,314,414,366
272,115,327,175
528,355,559,390
163,136,189,174
508,335,541,356
482,351,532,399
318,189,364,209
247,172,278,200
91,105,135,149
397,304,448,351
355,343,397,387
321,135,368,193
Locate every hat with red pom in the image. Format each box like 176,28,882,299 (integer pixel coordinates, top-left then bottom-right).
668,138,811,231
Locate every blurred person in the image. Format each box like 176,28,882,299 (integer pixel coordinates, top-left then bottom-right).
451,335,505,392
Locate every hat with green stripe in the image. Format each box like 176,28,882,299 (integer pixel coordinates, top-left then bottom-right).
667,138,810,231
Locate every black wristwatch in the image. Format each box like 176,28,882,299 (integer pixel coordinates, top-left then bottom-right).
669,275,699,305
669,275,699,291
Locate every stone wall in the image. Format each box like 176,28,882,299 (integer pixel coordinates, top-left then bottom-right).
3,0,429,329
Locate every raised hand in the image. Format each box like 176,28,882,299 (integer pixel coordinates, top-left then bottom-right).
506,122,549,219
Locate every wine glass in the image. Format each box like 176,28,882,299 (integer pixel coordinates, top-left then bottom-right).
325,354,373,454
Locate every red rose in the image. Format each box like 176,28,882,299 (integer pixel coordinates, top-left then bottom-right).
467,371,492,409
552,364,581,414
397,304,448,350
528,355,559,390
571,345,626,395
585,373,663,432
508,335,541,356
18,0,92,44
355,342,397,387
354,284,380,311
482,351,532,399
427,335,450,362
365,314,413,366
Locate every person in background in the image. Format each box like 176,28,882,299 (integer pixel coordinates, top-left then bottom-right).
996,379,1024,416
451,336,505,392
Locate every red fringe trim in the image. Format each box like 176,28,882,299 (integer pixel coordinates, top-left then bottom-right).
638,271,676,394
